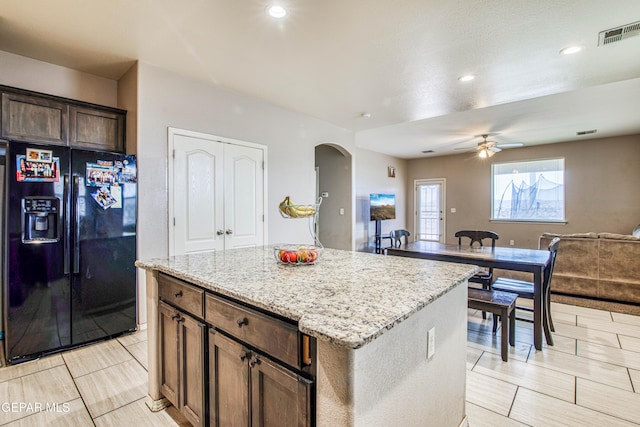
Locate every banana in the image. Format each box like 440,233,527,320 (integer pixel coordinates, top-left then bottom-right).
294,205,316,217
279,196,297,217
279,196,293,216
278,196,316,217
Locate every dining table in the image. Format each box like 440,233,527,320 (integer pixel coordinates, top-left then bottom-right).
387,240,552,350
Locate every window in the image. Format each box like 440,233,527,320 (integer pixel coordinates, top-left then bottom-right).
491,158,565,222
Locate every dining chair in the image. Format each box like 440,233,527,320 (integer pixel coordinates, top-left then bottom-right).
455,230,499,319
491,237,561,344
388,229,410,248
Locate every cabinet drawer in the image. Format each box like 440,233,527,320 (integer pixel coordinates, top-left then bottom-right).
205,293,299,368
159,274,204,318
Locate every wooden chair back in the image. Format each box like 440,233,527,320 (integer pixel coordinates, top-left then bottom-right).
543,237,561,288
455,230,499,248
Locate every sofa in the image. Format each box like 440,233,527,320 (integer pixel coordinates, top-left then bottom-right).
539,232,640,305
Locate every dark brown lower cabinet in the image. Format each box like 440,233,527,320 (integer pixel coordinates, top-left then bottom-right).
159,301,206,427
209,328,313,427
251,351,313,427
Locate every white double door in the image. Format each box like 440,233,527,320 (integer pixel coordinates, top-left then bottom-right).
169,128,265,255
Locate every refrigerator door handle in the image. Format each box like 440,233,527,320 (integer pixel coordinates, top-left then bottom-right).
73,175,81,274
64,173,71,275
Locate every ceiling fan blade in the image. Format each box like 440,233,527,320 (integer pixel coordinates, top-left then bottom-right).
496,143,524,148
489,146,502,152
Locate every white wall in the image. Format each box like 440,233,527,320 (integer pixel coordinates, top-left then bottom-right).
0,50,117,107
135,62,362,323
136,61,355,261
354,148,408,252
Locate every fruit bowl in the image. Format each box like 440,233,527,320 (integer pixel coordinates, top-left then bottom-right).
274,245,321,265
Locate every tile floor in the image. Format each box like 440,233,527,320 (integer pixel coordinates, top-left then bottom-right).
1,301,639,426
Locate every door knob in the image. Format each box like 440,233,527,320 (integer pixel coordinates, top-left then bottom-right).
225,229,233,235
216,230,224,235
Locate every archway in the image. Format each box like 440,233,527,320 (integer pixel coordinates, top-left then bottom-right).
315,144,353,250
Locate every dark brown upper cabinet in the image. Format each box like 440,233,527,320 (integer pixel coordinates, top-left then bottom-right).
1,92,68,145
69,105,124,152
1,85,126,153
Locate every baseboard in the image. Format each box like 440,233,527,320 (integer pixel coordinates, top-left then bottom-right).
552,294,640,316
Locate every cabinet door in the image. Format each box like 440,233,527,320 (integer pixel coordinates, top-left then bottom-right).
159,301,180,408
69,105,124,152
180,313,206,427
250,356,313,427
209,329,250,427
1,92,68,145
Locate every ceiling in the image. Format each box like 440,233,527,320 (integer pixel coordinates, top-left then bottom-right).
1,0,640,159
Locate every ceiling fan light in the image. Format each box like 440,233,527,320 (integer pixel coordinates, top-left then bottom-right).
478,149,488,159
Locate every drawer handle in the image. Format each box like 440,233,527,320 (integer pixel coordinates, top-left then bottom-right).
171,314,181,321
237,317,249,327
302,335,312,366
174,291,183,298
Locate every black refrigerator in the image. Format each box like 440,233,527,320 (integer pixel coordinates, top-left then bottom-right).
4,140,137,363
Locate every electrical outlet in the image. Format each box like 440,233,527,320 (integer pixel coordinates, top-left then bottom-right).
427,327,436,359
339,207,344,215
510,240,515,246
450,207,456,213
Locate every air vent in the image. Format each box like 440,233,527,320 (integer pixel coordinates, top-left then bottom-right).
421,150,434,154
599,21,640,46
576,129,597,136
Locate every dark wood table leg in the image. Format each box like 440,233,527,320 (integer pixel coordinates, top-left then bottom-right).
533,268,543,350
500,307,509,362
509,309,515,347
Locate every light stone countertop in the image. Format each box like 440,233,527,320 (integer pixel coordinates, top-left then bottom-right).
136,246,478,349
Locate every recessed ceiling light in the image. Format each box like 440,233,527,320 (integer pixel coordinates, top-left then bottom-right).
267,5,287,18
458,75,475,82
560,46,582,55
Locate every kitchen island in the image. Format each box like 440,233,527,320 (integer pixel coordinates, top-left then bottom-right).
136,246,477,427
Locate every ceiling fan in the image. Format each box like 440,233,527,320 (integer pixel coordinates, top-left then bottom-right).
476,134,523,158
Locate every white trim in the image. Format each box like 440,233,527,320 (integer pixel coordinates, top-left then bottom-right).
414,178,446,243
167,127,268,256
